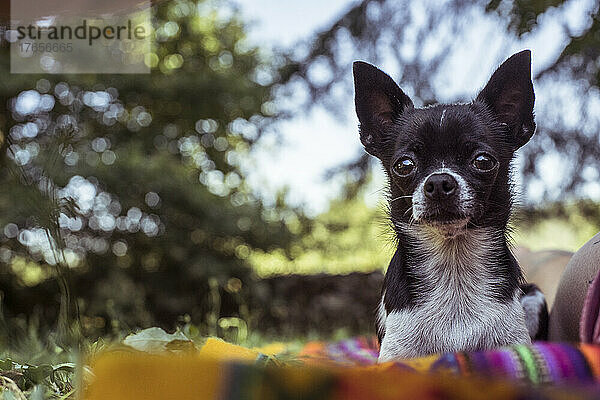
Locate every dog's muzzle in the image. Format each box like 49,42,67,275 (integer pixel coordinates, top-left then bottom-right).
412,170,474,225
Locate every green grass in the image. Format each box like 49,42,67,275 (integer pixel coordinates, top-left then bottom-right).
0,322,360,399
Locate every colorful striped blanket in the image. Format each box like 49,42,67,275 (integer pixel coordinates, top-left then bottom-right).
85,337,600,399
298,336,600,385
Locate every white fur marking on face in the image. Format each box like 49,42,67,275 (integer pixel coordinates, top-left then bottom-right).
411,167,474,222
520,288,546,338
378,227,531,362
439,109,447,127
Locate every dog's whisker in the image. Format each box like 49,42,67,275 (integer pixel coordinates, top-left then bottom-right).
369,187,388,196
389,195,412,203
409,215,417,227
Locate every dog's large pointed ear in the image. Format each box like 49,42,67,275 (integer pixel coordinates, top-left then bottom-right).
476,50,535,149
353,61,413,158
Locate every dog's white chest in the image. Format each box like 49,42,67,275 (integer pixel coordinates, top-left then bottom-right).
378,293,529,362
377,228,531,362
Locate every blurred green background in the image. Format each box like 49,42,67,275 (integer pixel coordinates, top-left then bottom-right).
1,0,600,358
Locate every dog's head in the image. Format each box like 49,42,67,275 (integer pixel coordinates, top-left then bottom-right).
353,50,535,234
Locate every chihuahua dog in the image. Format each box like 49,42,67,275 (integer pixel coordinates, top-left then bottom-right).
353,50,548,362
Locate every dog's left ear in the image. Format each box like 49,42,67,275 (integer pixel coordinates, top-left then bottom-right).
476,50,535,149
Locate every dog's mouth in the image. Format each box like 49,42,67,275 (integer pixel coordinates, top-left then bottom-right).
417,212,471,236
425,217,469,226
419,210,470,226
420,216,471,238
425,217,470,230
413,200,475,227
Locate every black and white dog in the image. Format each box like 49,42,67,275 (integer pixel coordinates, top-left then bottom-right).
352,50,548,362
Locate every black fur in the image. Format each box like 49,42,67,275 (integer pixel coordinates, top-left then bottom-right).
521,283,549,340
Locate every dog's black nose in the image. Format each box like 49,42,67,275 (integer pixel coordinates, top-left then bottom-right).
424,173,457,200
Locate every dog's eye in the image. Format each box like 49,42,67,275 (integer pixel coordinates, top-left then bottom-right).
472,153,497,171
392,157,415,177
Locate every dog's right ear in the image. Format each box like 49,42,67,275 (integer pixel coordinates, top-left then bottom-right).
353,61,413,158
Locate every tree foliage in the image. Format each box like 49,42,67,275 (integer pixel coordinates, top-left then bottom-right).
0,0,306,342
